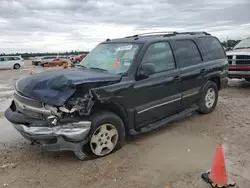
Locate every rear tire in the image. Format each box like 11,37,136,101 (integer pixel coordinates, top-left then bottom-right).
198,81,218,114
48,63,56,67
62,62,67,67
83,111,125,158
13,63,20,69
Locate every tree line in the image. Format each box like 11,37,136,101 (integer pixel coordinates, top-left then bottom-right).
221,40,241,49
0,50,89,59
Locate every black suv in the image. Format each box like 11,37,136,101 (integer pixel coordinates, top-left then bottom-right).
5,32,228,159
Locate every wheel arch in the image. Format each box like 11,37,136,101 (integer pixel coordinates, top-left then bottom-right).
90,101,129,130
208,76,220,90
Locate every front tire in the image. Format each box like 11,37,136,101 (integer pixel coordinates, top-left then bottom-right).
13,63,20,69
84,111,125,158
198,81,218,114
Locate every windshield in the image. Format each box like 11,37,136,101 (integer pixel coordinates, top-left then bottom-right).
233,39,250,49
79,43,141,74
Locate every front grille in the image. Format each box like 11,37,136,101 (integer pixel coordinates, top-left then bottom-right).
13,92,42,107
227,55,233,65
13,91,46,119
227,55,250,65
15,103,44,119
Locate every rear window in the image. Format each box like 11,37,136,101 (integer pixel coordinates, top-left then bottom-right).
175,40,202,68
14,57,21,60
199,37,226,60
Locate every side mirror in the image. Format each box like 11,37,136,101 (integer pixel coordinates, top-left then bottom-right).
137,63,156,79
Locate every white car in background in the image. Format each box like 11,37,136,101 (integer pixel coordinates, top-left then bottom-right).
0,56,24,69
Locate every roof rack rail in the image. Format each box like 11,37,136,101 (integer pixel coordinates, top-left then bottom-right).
125,31,211,38
125,31,176,38
170,31,211,36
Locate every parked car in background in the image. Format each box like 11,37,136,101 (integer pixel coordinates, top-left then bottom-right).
32,56,57,66
5,31,228,159
32,57,43,65
227,37,250,81
38,56,57,67
0,56,24,69
47,57,72,67
72,54,86,63
68,55,76,61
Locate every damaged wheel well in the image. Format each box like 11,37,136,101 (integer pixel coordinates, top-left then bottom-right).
91,102,129,130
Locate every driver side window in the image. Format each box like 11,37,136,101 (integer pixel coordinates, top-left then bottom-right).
141,42,176,73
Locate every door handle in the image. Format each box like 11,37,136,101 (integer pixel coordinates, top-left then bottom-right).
173,75,181,82
200,69,206,73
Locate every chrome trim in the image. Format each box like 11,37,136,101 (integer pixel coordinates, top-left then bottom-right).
14,98,53,115
14,91,38,103
13,91,61,117
138,97,181,114
182,91,199,98
14,91,42,107
228,71,250,75
232,55,236,65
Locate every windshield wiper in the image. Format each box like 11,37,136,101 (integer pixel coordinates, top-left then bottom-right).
233,47,249,50
89,67,108,72
76,64,87,69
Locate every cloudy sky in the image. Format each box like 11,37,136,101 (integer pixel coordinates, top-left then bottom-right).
0,0,250,53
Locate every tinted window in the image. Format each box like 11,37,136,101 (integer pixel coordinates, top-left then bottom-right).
142,42,176,73
4,57,15,61
43,57,55,59
199,37,226,60
0,58,4,62
175,40,202,68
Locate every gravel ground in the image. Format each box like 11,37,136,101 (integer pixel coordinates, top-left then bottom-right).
0,63,249,188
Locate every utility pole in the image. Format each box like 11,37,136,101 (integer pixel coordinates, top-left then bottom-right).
226,36,229,48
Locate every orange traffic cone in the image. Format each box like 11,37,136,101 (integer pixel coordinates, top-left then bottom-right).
201,144,235,187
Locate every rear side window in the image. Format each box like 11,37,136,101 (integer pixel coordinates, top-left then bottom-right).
142,42,176,73
199,37,225,60
4,57,15,61
175,40,202,68
14,57,21,60
0,58,4,62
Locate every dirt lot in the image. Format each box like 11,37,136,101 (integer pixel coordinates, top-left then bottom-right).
0,63,250,188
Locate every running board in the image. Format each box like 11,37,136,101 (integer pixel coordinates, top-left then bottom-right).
129,107,198,135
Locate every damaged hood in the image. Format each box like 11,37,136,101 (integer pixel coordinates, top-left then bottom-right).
16,67,121,106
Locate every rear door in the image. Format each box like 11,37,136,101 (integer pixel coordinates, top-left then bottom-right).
133,41,182,126
173,39,205,107
13,56,23,66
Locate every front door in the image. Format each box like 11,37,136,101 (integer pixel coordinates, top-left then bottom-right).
0,57,6,69
133,41,182,127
